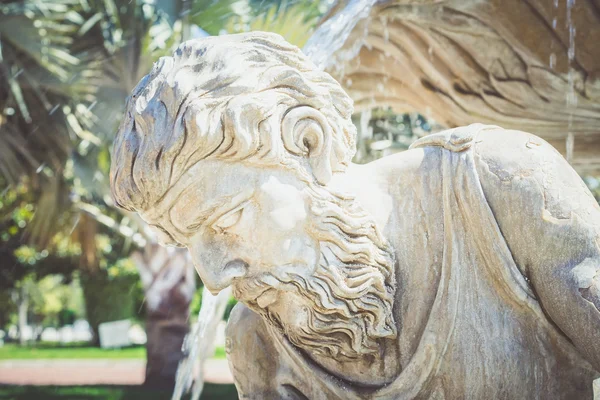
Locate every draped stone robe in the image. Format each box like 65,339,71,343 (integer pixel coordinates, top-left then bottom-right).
226,124,600,399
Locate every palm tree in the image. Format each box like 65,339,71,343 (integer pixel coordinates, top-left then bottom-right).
200,0,324,47
131,242,196,389
0,0,181,252
0,0,197,389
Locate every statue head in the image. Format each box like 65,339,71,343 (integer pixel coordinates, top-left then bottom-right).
111,32,396,359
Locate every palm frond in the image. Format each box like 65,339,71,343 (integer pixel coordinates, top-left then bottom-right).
217,0,323,47
0,0,101,186
0,0,183,248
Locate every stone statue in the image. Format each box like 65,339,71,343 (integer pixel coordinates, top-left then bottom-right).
110,32,600,399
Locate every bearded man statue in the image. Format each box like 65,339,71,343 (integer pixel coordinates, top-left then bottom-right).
110,32,600,399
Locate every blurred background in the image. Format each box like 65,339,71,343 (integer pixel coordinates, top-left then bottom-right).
0,0,599,399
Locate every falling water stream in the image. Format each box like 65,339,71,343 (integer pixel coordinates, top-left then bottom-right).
172,287,231,400
303,0,377,72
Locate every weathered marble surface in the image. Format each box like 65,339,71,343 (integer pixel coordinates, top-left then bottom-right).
307,0,600,174
110,33,600,399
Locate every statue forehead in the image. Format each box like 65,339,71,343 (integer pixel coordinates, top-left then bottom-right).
142,159,305,230
140,161,255,221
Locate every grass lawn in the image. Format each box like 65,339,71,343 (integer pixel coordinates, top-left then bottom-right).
0,384,237,400
213,346,226,359
0,343,227,360
0,344,145,360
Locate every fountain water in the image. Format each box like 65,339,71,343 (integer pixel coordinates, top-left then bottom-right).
172,286,231,400
308,0,600,174
303,0,376,74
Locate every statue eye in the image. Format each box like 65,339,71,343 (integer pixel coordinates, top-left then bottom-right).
214,206,244,231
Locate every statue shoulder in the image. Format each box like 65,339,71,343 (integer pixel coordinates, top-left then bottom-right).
226,303,269,362
410,123,500,153
470,126,564,179
226,303,265,345
411,124,562,176
226,303,283,397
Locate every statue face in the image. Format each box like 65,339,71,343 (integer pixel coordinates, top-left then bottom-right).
141,158,398,360
142,159,320,300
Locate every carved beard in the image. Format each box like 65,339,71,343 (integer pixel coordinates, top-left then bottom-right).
233,184,397,360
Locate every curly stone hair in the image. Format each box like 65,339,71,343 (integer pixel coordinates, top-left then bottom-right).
110,32,356,214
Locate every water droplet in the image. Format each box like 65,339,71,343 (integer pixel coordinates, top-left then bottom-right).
566,132,575,162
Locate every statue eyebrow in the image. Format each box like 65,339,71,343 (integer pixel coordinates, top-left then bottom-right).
185,203,222,232
184,191,253,233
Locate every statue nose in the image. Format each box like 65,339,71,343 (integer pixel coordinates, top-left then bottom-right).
204,259,248,295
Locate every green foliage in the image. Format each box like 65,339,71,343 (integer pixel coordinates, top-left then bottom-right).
353,109,439,164
0,0,186,336
0,0,98,186
191,0,327,47
21,274,85,326
189,288,203,317
0,273,86,330
0,182,79,292
0,0,183,252
223,296,238,321
57,308,76,326
213,345,227,359
80,271,144,340
190,0,241,35
225,1,317,47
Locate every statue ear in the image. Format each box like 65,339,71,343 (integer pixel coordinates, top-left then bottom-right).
282,106,333,184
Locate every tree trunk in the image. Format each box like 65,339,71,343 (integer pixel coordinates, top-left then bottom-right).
145,312,191,389
76,213,102,345
132,243,196,390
